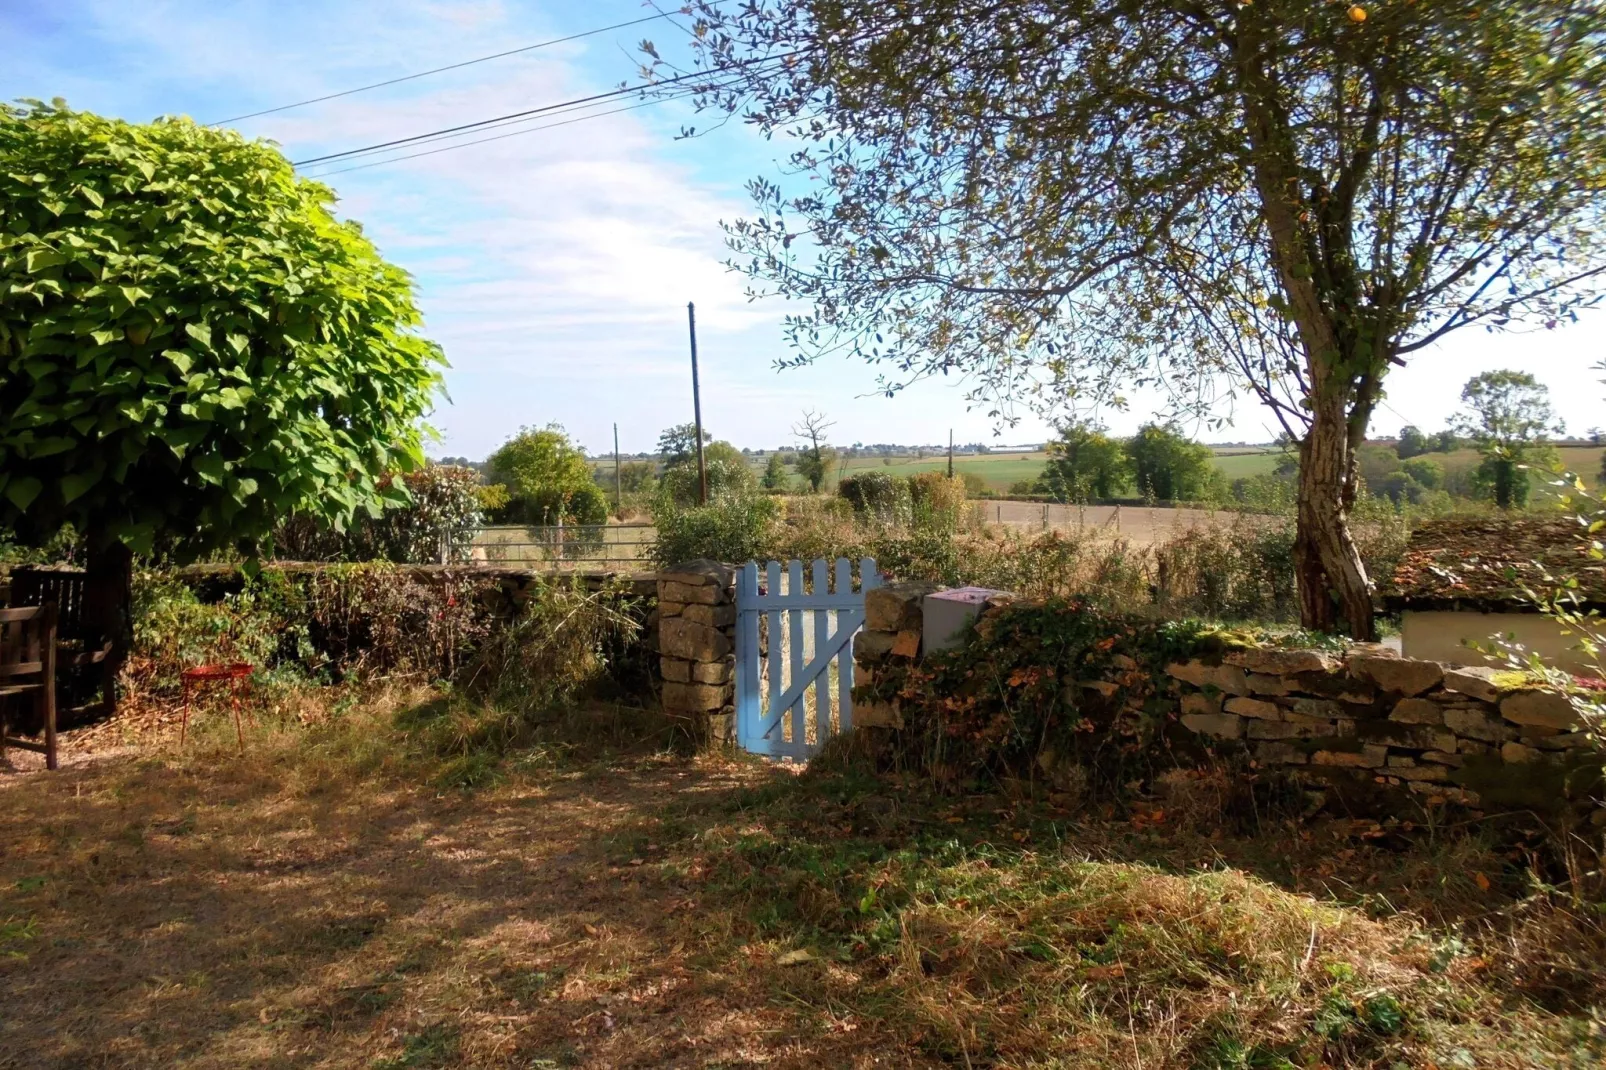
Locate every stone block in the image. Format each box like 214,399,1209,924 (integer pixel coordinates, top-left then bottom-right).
1247,715,1339,740
891,629,922,658
707,708,737,746
1180,692,1222,717
658,559,734,588
1227,649,1336,675
659,601,685,618
1356,720,1457,751
1443,707,1517,744
1500,741,1541,764
1442,665,1502,703
1386,760,1450,783
1225,696,1282,721
1291,672,1376,704
1349,655,1443,696
660,617,732,661
662,681,731,711
1534,732,1592,751
1389,697,1444,725
854,630,897,664
692,660,732,685
1407,782,1481,806
661,658,692,683
1246,673,1294,696
1255,741,1308,765
1166,661,1251,696
855,701,903,729
1500,689,1580,731
1288,697,1343,719
1181,713,1243,739
659,580,722,606
680,602,737,628
865,582,936,632
1313,745,1388,768
1421,750,1463,766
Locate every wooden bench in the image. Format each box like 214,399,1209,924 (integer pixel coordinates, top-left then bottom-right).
7,568,115,722
0,604,59,770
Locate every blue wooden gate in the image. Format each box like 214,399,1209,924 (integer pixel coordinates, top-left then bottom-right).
734,558,881,760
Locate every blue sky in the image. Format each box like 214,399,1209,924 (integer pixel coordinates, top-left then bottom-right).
3,0,1601,458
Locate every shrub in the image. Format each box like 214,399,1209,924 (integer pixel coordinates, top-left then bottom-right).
650,491,780,567
908,473,970,531
274,464,486,564
125,563,500,701
838,471,912,523
659,440,757,506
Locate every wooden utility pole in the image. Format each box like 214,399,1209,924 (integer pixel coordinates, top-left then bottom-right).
947,429,954,479
687,302,708,505
613,422,622,517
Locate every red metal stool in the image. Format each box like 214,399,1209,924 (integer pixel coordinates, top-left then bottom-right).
179,663,256,751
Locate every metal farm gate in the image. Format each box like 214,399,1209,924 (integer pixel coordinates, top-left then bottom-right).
733,557,882,760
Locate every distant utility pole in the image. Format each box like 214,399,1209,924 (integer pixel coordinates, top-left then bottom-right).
947,429,954,479
613,422,622,517
687,302,708,505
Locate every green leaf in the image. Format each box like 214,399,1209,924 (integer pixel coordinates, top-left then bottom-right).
3,477,42,511
163,349,193,375
24,249,66,273
183,322,212,351
90,328,120,346
192,452,226,485
60,471,99,503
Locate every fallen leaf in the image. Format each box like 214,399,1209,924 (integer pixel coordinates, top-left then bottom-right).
777,949,814,966
1474,872,1491,891
1086,963,1126,980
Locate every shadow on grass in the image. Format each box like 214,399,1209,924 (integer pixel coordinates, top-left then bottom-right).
0,700,1600,1069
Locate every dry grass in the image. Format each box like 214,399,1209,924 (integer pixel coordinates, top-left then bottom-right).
2,692,1603,1069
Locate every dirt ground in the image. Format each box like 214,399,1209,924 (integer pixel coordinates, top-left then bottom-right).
1,697,1601,1069
0,726,884,1068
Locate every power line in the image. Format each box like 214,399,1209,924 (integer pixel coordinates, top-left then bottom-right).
292,53,799,168
298,80,701,171
210,11,679,126
301,97,676,177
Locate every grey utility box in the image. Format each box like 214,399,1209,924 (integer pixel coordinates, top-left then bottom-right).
922,587,1004,654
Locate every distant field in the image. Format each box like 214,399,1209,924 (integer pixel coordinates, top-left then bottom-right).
834,452,1049,492
738,441,1605,498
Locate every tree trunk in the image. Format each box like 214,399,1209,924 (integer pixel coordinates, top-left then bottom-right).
1297,400,1378,640
84,530,133,717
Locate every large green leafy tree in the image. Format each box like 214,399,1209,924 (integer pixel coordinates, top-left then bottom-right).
485,425,608,525
658,0,1606,637
1125,424,1216,503
1453,369,1563,509
1041,424,1127,502
0,102,443,686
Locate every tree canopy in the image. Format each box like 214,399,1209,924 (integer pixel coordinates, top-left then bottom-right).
1454,369,1562,509
1041,424,1126,502
486,425,607,526
657,0,1606,637
1125,424,1216,503
0,101,444,558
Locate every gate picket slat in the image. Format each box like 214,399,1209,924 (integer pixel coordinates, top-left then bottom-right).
765,560,782,754
811,559,830,743
835,558,854,733
735,563,760,747
787,560,805,749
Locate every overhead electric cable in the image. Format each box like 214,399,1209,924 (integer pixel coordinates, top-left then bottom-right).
210,11,679,126
302,97,677,177
291,52,803,168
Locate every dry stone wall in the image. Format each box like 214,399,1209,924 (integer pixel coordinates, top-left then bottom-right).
853,581,1603,819
655,560,737,744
